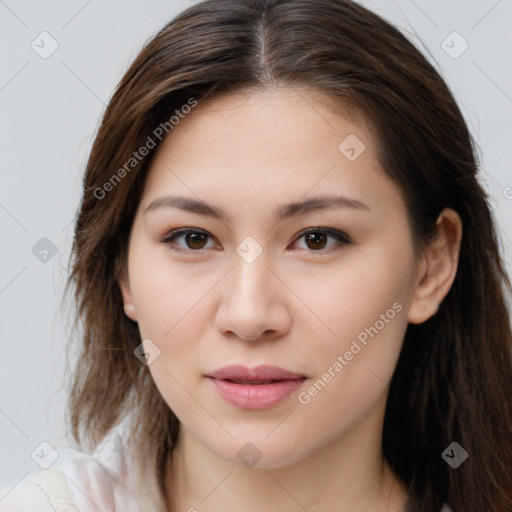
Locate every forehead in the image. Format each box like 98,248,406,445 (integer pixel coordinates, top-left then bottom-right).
138,86,401,219
163,86,374,152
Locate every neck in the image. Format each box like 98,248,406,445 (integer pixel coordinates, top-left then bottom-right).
164,396,410,512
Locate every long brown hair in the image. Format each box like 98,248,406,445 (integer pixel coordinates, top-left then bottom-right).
65,1,512,511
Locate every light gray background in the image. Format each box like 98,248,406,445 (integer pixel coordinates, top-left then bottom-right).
0,0,511,490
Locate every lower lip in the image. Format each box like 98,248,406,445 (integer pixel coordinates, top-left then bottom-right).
208,377,305,410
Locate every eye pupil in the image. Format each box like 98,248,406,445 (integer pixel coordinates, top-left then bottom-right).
186,232,208,249
305,232,327,250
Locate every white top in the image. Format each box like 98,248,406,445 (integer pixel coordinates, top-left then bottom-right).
0,430,140,512
0,430,454,512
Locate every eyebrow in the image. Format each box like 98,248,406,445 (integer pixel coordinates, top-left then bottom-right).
144,194,371,221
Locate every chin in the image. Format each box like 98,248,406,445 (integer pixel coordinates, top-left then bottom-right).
206,431,317,470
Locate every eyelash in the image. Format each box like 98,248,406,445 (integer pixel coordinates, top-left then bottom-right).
159,227,352,254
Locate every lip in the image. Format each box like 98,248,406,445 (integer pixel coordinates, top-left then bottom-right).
206,365,307,410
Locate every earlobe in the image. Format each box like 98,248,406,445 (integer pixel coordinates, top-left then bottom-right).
408,208,462,325
118,270,138,322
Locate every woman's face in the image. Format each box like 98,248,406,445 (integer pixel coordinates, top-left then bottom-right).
119,87,422,468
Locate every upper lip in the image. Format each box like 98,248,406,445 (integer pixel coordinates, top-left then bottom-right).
207,365,307,381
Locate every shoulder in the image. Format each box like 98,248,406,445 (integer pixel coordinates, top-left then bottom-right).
0,469,79,512
0,429,139,512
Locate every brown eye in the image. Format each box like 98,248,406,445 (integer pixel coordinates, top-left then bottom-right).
305,231,328,250
185,232,208,249
161,228,218,252
291,228,351,252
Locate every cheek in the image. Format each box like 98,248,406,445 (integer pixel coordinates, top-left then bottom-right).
295,269,409,438
297,241,414,390
129,249,215,340
128,257,226,400
130,264,215,417
306,245,413,337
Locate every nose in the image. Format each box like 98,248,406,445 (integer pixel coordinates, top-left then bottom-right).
214,255,292,342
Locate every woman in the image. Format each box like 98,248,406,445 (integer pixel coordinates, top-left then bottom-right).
2,1,511,511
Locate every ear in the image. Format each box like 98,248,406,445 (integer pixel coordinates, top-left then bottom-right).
408,208,462,324
117,260,138,322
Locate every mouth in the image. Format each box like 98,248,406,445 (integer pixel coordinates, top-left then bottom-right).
206,365,307,410
223,378,290,385
207,364,307,381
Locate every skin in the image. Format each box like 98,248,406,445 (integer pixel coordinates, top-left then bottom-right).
119,87,462,512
